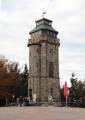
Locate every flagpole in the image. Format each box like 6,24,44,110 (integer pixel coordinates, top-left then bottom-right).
66,96,67,107
42,9,46,18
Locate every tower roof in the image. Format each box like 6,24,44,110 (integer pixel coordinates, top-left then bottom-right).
29,18,58,34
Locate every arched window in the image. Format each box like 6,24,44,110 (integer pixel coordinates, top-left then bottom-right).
49,62,53,78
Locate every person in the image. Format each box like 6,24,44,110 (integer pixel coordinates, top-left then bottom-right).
16,98,19,106
23,97,29,106
19,96,23,107
25,97,29,106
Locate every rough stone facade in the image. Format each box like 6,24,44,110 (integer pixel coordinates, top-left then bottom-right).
27,18,61,105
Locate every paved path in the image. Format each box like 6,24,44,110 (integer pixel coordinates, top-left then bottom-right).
0,106,85,120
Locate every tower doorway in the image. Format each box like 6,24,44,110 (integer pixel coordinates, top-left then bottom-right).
29,89,32,100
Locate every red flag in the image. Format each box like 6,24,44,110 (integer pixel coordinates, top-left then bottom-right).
64,81,69,98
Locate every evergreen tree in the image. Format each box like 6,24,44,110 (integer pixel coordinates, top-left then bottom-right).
19,64,28,97
60,87,65,106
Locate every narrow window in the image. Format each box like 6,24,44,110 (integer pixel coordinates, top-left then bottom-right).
37,48,38,53
55,46,56,50
51,88,53,95
37,62,38,68
30,52,31,57
49,62,53,78
50,49,53,54
30,66,31,71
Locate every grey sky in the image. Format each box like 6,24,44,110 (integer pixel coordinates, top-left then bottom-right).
0,0,85,86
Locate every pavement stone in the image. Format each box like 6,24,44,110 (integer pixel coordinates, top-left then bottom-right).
0,106,85,120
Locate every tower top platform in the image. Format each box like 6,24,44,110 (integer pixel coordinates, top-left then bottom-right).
29,18,58,34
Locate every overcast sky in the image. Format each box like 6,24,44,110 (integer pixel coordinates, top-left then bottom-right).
0,0,85,86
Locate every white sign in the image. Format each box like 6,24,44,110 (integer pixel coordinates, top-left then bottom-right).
33,93,36,102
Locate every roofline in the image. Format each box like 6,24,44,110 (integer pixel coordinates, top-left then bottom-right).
35,18,52,23
29,29,58,34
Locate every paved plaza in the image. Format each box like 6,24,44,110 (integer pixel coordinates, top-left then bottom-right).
0,106,85,120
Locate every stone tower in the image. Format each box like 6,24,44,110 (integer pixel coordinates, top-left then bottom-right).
27,18,61,105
